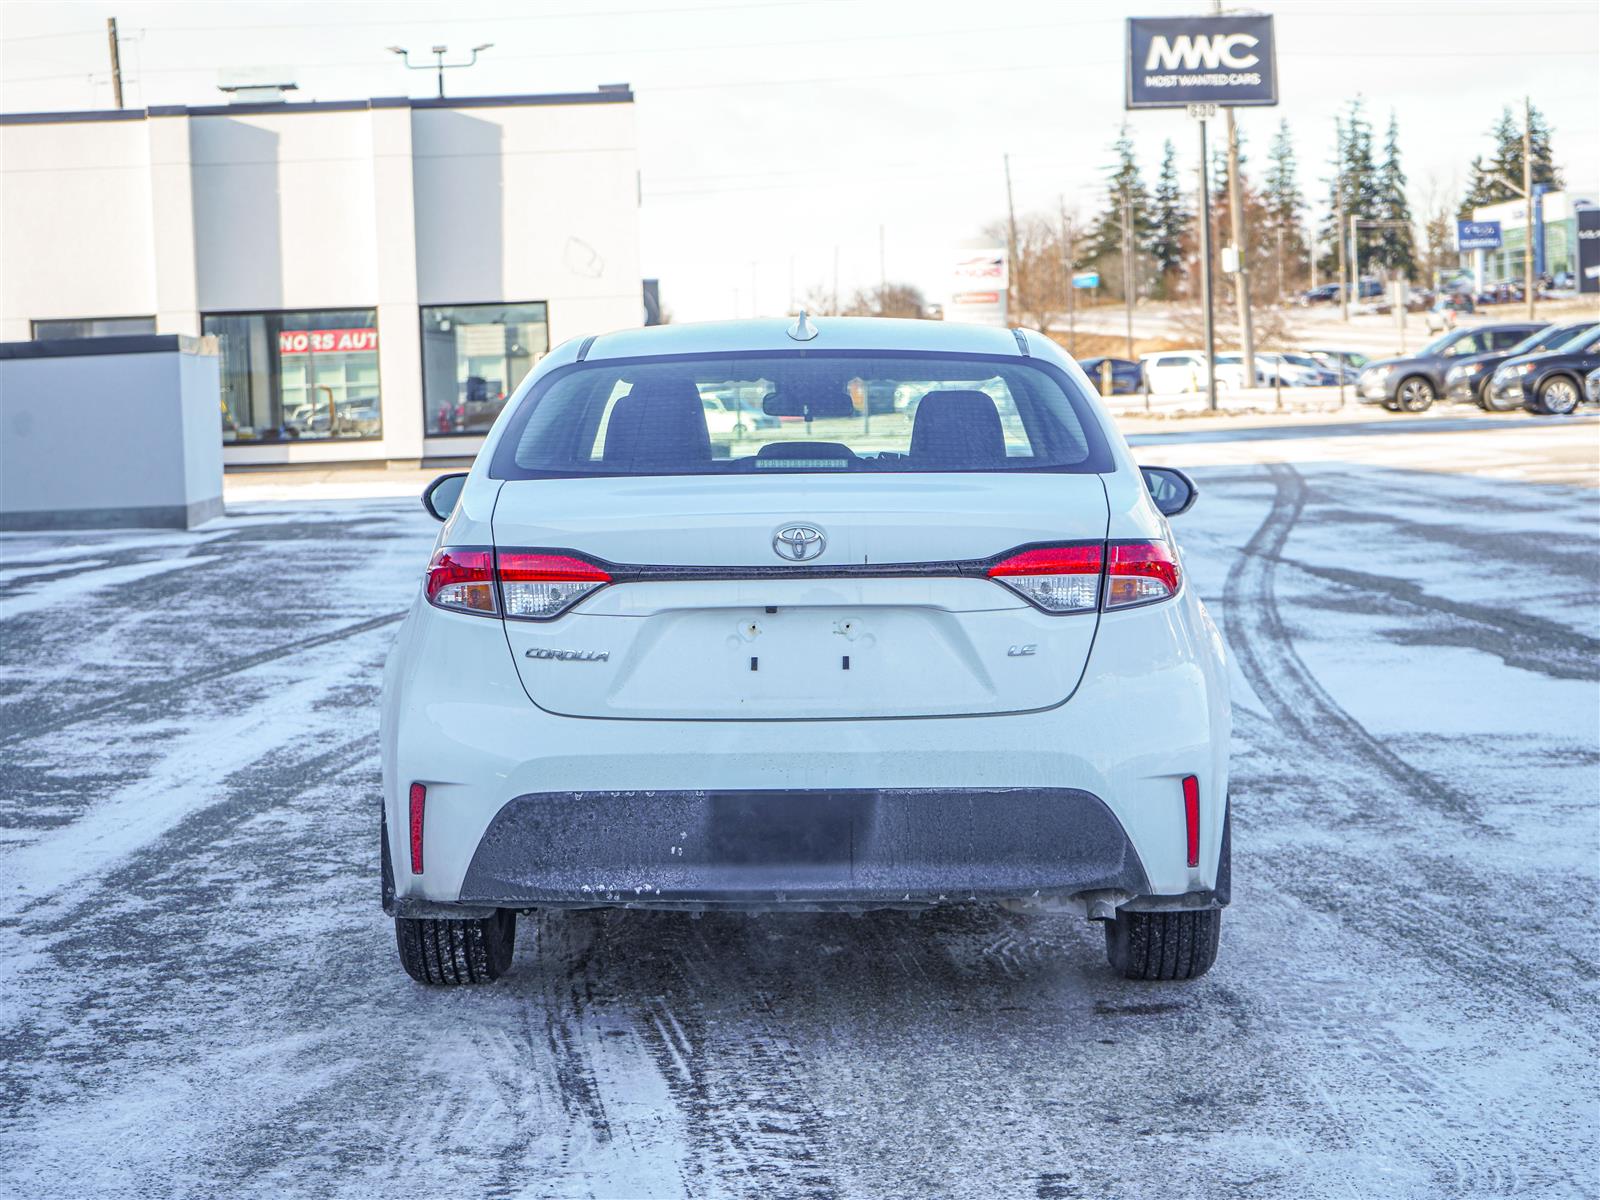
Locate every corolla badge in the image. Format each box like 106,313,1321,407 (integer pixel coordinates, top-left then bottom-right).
773,524,826,562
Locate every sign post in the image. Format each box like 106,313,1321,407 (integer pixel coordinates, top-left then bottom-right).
1126,16,1277,412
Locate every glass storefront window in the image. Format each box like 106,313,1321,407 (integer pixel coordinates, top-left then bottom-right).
203,309,382,443
32,316,156,339
421,302,549,436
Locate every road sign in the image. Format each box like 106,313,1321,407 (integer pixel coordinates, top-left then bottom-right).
1577,209,1600,294
1186,102,1217,121
1126,15,1278,109
1071,272,1100,289
1456,220,1503,251
945,249,1008,326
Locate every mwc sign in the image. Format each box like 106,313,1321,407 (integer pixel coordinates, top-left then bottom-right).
278,328,379,355
1126,15,1278,109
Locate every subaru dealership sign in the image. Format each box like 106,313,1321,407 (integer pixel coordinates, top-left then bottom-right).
1456,220,1503,251
1126,15,1278,109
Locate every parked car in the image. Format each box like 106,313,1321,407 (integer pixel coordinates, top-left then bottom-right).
1306,348,1370,382
385,317,1232,985
1443,322,1592,408
1255,352,1339,387
1424,293,1476,332
1140,350,1218,393
1586,365,1600,409
1356,322,1546,412
1298,284,1342,307
1076,356,1144,395
1213,353,1259,389
1484,325,1600,415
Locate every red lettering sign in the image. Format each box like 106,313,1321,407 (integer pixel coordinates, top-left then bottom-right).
278,328,379,355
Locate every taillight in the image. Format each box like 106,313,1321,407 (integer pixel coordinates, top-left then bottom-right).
498,552,611,620
987,544,1103,613
425,547,496,614
1105,541,1180,609
987,540,1179,613
424,547,610,619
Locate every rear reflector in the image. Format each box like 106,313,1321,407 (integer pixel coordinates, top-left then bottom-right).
987,544,1103,613
408,782,426,874
1182,775,1199,868
1106,541,1181,610
497,552,611,620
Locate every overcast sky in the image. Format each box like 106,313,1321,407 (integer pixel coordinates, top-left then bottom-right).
4,0,1597,321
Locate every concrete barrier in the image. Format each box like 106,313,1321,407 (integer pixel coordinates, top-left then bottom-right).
1,335,223,530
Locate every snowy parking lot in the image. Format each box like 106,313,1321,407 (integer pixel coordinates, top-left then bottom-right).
2,413,1597,1198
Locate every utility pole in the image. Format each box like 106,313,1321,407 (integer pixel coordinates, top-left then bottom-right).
106,18,124,109
1335,117,1349,323
1196,112,1218,411
1225,108,1254,370
1059,196,1077,355
1003,153,1019,318
1523,95,1536,320
1214,0,1253,371
831,245,839,315
1120,184,1135,361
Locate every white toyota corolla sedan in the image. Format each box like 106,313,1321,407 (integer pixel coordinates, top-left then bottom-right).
380,316,1231,984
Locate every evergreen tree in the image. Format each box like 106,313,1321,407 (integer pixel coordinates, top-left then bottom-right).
1086,125,1156,300
1373,111,1417,278
1149,139,1189,296
1459,103,1562,216
1319,99,1380,280
1262,118,1308,296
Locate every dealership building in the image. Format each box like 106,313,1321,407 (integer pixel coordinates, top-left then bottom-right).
0,87,642,465
1465,189,1596,289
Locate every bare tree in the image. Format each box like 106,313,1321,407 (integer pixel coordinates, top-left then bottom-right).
841,283,928,318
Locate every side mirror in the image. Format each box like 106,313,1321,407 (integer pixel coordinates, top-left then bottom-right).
422,472,468,522
1140,466,1198,518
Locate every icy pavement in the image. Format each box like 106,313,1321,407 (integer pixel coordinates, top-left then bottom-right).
1,424,1597,1198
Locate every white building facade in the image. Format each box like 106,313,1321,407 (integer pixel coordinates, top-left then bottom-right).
0,89,642,464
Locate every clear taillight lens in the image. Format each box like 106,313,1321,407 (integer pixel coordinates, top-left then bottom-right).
987,545,1103,613
498,553,610,620
424,547,497,614
1106,541,1180,609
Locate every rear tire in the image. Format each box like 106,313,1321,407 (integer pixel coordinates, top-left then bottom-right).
1104,908,1221,980
395,910,517,985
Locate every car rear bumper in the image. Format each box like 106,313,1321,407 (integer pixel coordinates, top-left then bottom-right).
442,786,1154,911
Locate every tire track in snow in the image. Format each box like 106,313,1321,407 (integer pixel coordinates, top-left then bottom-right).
632,916,837,1199
1222,463,1484,829
1220,464,1594,1195
0,609,406,746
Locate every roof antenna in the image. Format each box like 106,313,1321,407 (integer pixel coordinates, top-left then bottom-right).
786,309,819,342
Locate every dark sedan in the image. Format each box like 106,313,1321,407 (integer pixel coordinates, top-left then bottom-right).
1356,322,1545,413
1443,322,1595,409
1484,325,1600,415
1077,356,1144,395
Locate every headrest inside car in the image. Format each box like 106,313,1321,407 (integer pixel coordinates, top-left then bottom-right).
761,388,856,420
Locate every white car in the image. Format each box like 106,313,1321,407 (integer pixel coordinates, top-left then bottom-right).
381,317,1232,984
1140,350,1218,393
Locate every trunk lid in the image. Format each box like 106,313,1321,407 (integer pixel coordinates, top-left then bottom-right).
493,474,1108,720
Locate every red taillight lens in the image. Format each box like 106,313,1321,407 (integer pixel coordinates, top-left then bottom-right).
408,782,426,874
1106,541,1180,610
425,547,496,614
1182,775,1200,868
987,544,1103,613
497,552,610,620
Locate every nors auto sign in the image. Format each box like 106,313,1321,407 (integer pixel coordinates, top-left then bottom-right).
1126,15,1278,109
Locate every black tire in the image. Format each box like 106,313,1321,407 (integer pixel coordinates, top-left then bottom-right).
1482,383,1521,412
1534,375,1581,416
395,910,517,985
1394,375,1435,413
1104,908,1221,981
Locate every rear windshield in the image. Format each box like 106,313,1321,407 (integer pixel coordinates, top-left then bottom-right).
489,351,1113,479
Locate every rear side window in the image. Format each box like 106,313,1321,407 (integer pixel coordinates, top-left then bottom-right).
490,351,1112,478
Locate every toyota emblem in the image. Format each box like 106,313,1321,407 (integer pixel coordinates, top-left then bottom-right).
773,524,825,562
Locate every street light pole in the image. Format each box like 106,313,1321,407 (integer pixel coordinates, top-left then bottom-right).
386,43,495,99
